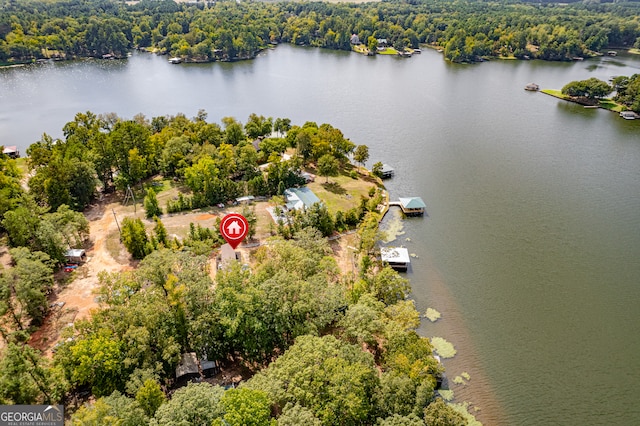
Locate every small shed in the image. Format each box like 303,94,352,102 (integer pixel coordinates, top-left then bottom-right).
64,249,86,264
175,352,199,381
398,197,426,216
176,352,221,381
381,247,411,272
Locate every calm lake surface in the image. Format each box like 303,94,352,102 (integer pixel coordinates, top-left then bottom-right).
2,45,640,425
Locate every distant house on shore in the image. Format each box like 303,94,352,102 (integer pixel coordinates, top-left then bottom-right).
2,145,20,159
350,34,361,45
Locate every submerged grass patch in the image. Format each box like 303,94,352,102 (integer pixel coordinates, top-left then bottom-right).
450,402,483,426
424,308,441,322
438,389,454,401
380,210,405,243
430,336,456,358
453,376,466,385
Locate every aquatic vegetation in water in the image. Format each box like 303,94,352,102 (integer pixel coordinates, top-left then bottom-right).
424,308,441,322
380,211,405,243
453,371,471,385
450,402,483,426
430,337,456,358
453,376,466,385
438,389,454,401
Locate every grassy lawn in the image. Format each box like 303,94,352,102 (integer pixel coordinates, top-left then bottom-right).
541,89,625,112
352,45,368,54
598,99,624,112
629,48,640,55
307,168,379,215
541,89,565,99
378,47,399,55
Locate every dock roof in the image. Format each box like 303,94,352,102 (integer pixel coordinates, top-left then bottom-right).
380,247,411,264
398,197,426,209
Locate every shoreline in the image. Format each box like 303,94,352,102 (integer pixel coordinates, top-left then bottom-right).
540,89,626,113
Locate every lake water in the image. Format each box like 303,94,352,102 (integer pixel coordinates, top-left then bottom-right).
2,45,640,425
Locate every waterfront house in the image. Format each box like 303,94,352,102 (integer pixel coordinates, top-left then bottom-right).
398,197,426,216
381,247,410,272
284,187,321,211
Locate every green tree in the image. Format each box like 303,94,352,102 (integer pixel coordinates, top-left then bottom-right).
242,205,258,241
135,379,165,417
221,388,273,426
245,113,273,140
378,414,425,426
153,217,169,248
561,78,612,99
353,144,369,171
70,391,149,426
0,248,55,328
423,399,466,426
372,161,384,178
121,217,151,260
246,335,378,425
368,36,378,54
0,152,25,220
59,329,126,397
317,154,340,183
278,403,322,426
144,190,162,219
273,117,292,136
154,382,225,425
0,342,64,405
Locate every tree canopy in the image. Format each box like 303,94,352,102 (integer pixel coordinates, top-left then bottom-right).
1,0,639,64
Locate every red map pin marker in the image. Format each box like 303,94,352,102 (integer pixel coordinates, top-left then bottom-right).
219,213,249,249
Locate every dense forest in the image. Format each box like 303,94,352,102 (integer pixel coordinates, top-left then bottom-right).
0,109,477,424
1,0,640,64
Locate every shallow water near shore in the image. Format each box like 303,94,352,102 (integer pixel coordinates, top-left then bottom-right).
2,45,640,425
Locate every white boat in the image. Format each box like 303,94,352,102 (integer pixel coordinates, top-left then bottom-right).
168,57,182,64
524,83,540,91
